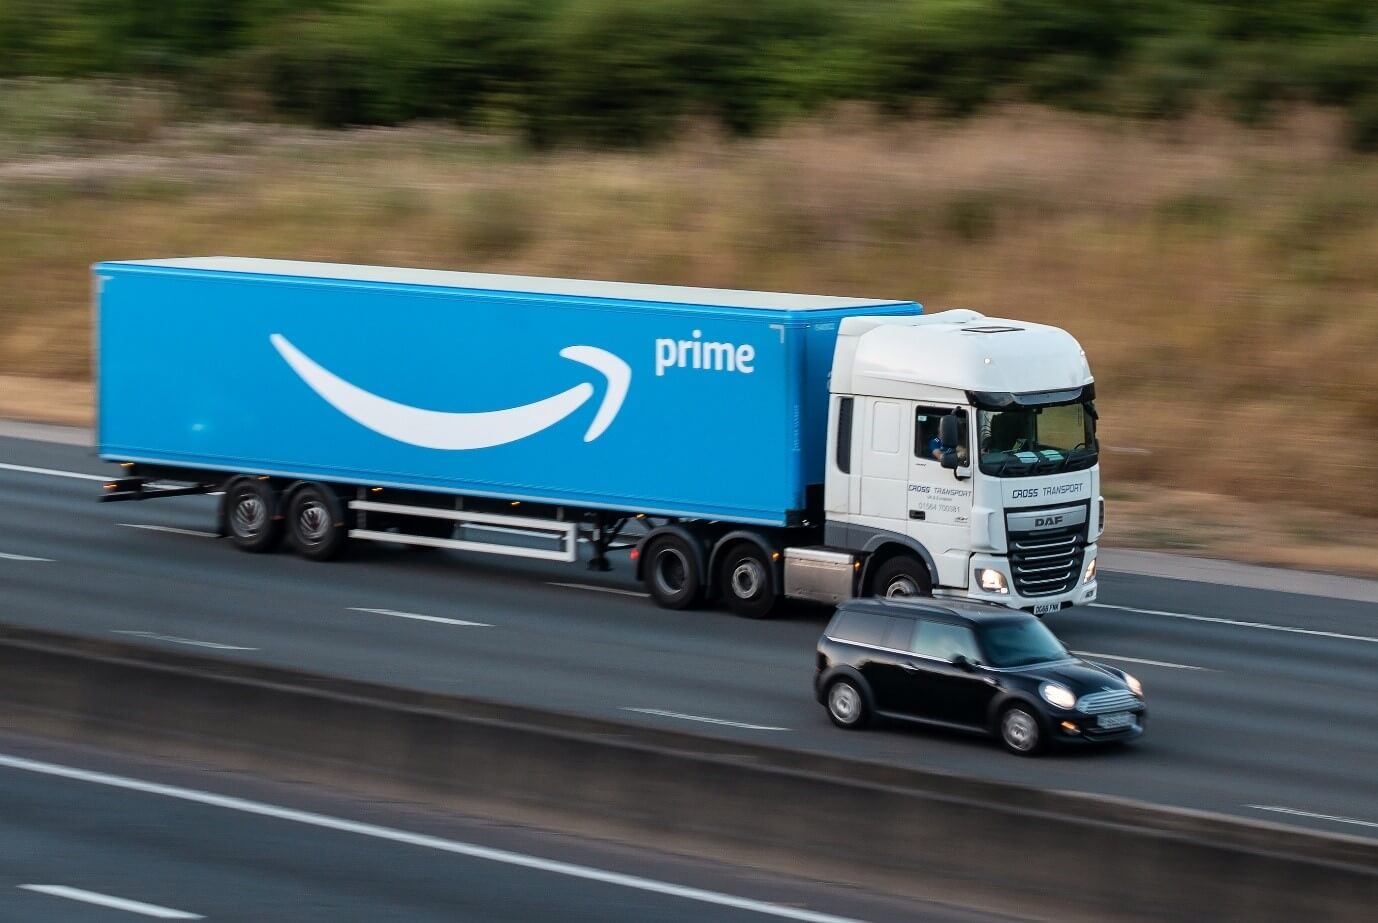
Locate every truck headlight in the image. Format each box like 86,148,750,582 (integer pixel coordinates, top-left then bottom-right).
1083,558,1097,584
1040,682,1077,709
976,568,1008,594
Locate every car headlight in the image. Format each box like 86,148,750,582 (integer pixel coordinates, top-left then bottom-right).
1124,672,1143,697
1083,558,1097,584
1039,682,1077,709
976,568,1008,594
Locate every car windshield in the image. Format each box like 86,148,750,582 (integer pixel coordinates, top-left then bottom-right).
977,619,1072,668
977,401,1097,477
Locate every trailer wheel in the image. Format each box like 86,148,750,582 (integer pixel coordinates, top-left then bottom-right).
224,479,281,553
644,535,703,610
288,483,348,561
718,542,778,619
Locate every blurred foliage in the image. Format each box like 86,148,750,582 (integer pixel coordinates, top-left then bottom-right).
1,0,1376,146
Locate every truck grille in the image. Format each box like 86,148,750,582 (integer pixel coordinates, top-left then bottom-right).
1076,689,1139,714
1007,513,1088,598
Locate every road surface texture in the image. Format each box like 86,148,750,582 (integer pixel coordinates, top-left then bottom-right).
0,731,969,923
2,429,1376,841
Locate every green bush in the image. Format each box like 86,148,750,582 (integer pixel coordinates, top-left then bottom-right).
2,0,1378,149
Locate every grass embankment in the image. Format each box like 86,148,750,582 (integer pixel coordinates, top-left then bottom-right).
4,106,1378,572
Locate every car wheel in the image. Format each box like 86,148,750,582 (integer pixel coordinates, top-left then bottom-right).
826,678,870,729
870,555,932,599
288,483,348,561
224,478,281,553
719,543,778,619
644,535,703,610
999,704,1043,755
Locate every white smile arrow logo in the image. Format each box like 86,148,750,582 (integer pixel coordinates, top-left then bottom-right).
270,334,630,450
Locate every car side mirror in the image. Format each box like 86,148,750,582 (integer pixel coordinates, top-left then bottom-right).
952,654,976,672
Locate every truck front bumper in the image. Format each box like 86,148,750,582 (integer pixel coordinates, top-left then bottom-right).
954,548,1098,613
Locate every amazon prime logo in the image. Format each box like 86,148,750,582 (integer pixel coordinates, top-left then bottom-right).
270,334,630,450
655,330,756,377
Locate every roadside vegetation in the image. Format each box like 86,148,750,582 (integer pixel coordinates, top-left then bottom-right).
2,1,1377,150
2,0,1378,570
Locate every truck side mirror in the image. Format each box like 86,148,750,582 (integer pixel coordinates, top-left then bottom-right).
938,414,961,449
938,414,964,470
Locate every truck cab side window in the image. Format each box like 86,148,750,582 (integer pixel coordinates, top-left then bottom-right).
914,406,956,461
836,397,854,474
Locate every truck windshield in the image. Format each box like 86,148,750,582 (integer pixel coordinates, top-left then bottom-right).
977,401,1097,477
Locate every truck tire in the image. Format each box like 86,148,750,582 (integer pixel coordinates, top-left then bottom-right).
719,542,778,619
224,478,281,553
644,535,703,610
870,555,932,599
288,483,348,561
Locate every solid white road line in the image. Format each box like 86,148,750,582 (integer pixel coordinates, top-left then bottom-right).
623,708,789,731
348,607,492,627
1091,602,1378,644
0,462,108,481
1074,651,1207,671
1249,805,1378,830
549,582,650,598
17,885,202,919
111,631,257,651
119,523,220,539
0,552,54,562
0,753,865,923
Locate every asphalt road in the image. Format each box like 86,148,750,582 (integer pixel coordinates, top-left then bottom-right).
3,433,1377,841
0,732,959,923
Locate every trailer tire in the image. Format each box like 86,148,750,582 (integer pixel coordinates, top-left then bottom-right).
224,478,281,553
288,483,348,561
718,542,778,619
644,535,703,610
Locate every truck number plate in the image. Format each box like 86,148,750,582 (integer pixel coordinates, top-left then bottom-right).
1097,712,1134,730
1032,602,1061,615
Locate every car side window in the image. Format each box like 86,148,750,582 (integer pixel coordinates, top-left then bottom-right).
908,620,982,663
880,616,916,651
830,610,897,647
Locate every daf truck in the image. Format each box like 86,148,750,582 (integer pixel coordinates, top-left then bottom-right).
95,258,1101,618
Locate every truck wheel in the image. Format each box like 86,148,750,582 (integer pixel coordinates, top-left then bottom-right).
288,484,348,561
870,555,932,599
644,535,703,610
719,543,778,619
224,479,281,553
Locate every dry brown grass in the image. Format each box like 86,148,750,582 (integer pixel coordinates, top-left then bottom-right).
4,105,1378,548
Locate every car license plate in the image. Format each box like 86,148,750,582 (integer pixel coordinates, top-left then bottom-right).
1097,712,1134,730
1033,602,1061,615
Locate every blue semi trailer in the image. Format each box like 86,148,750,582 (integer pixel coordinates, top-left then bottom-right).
96,258,1103,618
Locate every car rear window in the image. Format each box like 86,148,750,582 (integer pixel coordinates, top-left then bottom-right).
829,610,902,647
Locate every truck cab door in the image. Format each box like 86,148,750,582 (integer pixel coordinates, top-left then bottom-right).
858,398,909,531
908,407,973,589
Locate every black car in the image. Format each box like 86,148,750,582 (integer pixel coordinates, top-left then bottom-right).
815,598,1145,754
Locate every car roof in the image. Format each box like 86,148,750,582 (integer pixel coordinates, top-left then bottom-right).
835,597,1031,627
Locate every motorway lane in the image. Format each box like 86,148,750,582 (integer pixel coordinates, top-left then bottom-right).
3,434,1378,839
0,732,954,923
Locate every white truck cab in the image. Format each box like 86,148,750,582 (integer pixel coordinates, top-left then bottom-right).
821,311,1101,615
